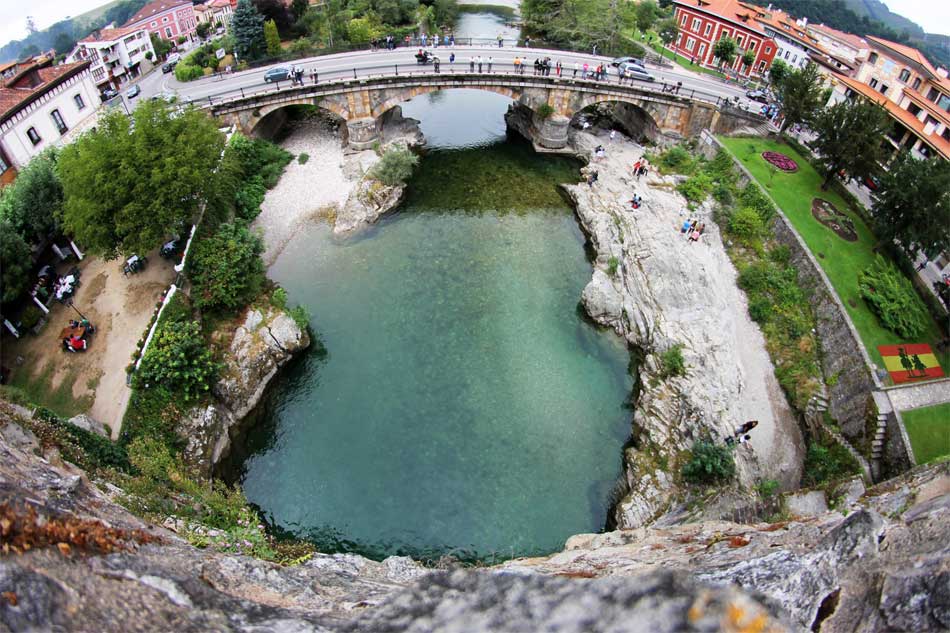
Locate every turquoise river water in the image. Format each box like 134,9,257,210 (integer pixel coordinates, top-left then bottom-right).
236,91,634,561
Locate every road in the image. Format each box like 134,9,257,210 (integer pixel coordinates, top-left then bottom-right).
128,44,765,114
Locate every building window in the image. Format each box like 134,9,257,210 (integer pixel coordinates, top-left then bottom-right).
926,87,939,101
704,23,711,36
907,102,922,116
51,109,68,134
0,151,8,173
749,41,756,51
162,16,169,23
698,43,706,58
764,45,771,54
736,35,743,46
791,55,798,64
879,84,889,95
942,127,950,142
27,127,41,145
691,18,701,32
74,94,86,110
898,68,911,82
912,77,921,91
784,50,790,59
939,93,950,112
151,21,157,27
680,14,687,26
869,78,879,88
165,27,173,38
686,37,695,52
758,60,766,72
869,52,878,63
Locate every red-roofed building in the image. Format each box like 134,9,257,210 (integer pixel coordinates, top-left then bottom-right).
65,25,155,96
123,0,198,43
834,36,950,162
670,0,777,77
0,61,101,184
807,23,869,63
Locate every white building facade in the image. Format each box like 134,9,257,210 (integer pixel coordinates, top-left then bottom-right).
66,26,155,96
0,62,101,182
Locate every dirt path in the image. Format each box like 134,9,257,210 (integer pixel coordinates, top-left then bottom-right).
2,252,176,438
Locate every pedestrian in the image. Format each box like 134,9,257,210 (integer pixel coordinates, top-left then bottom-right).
478,55,483,72
573,62,579,77
592,44,598,56
525,36,531,47
681,218,692,234
633,159,642,174
450,52,455,66
434,55,440,73
734,420,758,437
487,56,493,73
916,259,928,272
737,434,751,445
697,222,706,235
405,34,411,47
421,33,427,47
583,62,589,78
675,80,682,94
534,58,540,75
470,56,475,72
609,130,616,143
433,34,439,48
498,34,504,48
450,35,455,47
587,171,598,188
311,69,318,84
641,164,649,179
556,59,562,76
688,229,701,243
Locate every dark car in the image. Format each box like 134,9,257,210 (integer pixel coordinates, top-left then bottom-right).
161,61,177,73
264,67,291,83
611,56,645,69
864,174,881,191
746,89,770,103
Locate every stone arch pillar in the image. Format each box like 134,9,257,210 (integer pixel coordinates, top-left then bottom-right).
346,117,379,150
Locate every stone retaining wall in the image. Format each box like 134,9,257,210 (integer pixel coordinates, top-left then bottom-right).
698,130,881,446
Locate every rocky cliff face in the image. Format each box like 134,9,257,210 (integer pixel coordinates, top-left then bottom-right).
564,131,804,529
1,406,946,632
179,307,309,477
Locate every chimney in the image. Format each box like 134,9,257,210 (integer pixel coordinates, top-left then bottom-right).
801,17,807,27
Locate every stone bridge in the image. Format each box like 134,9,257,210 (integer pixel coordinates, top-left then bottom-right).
208,72,764,149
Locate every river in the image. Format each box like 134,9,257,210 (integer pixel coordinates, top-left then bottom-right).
235,87,633,562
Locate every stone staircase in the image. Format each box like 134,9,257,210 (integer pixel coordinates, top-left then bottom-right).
805,392,873,483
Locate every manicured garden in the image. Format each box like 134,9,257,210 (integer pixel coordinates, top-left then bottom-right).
717,136,948,375
900,403,950,464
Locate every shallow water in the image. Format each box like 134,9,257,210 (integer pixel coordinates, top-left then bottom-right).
236,91,633,561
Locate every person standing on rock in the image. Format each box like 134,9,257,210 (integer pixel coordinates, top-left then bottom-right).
609,130,617,143
634,159,642,175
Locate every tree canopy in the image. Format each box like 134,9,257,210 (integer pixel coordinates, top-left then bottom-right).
776,61,824,134
0,148,62,241
264,18,281,56
713,36,738,69
768,58,790,87
521,0,640,55
871,153,950,259
233,0,267,61
0,219,32,304
58,100,225,257
187,222,265,311
810,96,889,189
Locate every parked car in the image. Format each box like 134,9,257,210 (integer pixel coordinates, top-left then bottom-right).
746,89,770,103
264,67,292,83
126,84,141,99
161,60,177,73
864,174,881,191
619,63,654,82
101,88,118,100
166,52,181,64
150,91,177,103
611,56,645,69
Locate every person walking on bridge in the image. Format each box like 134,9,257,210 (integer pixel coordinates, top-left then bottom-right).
470,56,475,72
487,56,493,73
434,56,440,73
498,33,504,47
477,55,483,73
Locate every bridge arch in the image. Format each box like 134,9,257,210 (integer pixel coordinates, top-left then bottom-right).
569,99,662,144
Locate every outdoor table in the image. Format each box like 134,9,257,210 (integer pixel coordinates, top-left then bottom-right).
59,325,86,340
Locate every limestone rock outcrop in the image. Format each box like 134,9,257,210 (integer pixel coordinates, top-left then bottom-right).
1,410,947,633
564,131,805,529
180,307,309,477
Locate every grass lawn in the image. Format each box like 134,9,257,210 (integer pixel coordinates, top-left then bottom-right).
900,403,950,464
718,136,949,376
0,361,94,419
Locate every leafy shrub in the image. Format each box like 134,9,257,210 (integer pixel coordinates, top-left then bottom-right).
660,145,692,172
235,176,266,221
676,173,713,203
20,305,43,329
29,407,130,472
536,103,555,119
174,63,204,82
756,479,780,498
737,183,775,224
271,286,309,329
298,152,310,165
858,256,930,339
607,256,619,276
369,146,419,186
658,343,686,379
728,206,765,244
682,440,736,484
801,441,860,487
270,287,288,310
134,320,219,401
228,134,292,188
188,222,265,311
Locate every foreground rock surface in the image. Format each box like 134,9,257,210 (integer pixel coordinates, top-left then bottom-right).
2,407,948,632
179,307,310,477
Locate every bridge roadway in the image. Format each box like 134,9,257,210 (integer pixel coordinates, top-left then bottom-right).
144,44,762,113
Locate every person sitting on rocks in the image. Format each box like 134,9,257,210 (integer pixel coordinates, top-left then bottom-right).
734,420,758,437
629,193,642,210
681,218,692,234
688,229,701,243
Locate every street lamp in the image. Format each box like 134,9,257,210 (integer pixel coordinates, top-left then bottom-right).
66,299,89,322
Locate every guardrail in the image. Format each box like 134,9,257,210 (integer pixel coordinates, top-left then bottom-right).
194,63,734,113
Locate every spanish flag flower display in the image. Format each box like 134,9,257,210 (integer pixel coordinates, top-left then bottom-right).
878,344,945,384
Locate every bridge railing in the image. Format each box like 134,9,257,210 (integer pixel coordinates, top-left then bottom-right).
196,62,760,116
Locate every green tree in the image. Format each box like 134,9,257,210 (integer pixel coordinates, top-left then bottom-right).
291,0,309,20
741,48,755,70
150,32,172,59
635,0,658,33
657,16,679,53
871,153,950,259
263,18,281,56
233,0,267,60
369,146,419,185
187,222,265,311
682,440,736,485
135,320,219,401
713,36,738,70
59,101,225,257
347,16,376,43
433,0,459,28
811,97,889,189
768,58,790,87
0,148,63,241
776,61,824,135
0,220,31,304
196,22,211,39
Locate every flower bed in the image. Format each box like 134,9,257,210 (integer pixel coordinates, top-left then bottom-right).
761,151,798,172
